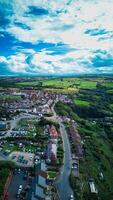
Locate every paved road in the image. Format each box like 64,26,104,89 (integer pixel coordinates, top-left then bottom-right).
51,104,73,200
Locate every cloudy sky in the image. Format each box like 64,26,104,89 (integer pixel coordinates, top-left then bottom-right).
0,0,113,76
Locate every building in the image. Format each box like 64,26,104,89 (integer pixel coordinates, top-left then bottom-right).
30,162,48,200
48,126,58,139
0,121,7,130
35,162,47,179
69,122,83,159
46,139,57,164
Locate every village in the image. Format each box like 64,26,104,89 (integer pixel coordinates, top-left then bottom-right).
0,85,105,200
0,88,75,200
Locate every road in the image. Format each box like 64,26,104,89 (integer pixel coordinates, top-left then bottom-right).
51,104,73,200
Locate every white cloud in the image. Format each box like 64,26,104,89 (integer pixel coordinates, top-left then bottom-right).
0,56,8,63
3,53,29,73
1,0,113,74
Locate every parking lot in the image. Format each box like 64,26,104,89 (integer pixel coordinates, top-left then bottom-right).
8,169,27,200
9,151,35,167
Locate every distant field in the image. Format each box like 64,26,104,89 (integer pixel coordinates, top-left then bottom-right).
106,89,113,94
16,78,98,92
78,80,97,89
74,99,90,106
102,82,113,88
0,95,21,100
44,87,78,93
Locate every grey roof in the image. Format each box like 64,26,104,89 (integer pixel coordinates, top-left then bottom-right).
35,185,45,198
36,175,47,188
31,178,45,200
35,162,46,173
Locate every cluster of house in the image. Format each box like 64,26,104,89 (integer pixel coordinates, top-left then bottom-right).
0,89,57,118
30,161,51,200
46,126,59,164
69,121,83,159
58,94,71,103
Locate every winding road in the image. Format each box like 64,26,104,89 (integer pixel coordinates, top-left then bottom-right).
51,104,73,200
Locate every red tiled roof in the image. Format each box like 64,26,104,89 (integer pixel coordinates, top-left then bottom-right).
49,126,58,139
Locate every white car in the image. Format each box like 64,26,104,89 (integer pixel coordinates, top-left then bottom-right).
70,194,74,200
19,185,23,190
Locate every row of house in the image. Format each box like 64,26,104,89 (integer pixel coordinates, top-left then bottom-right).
69,121,83,159
30,162,50,200
46,126,59,164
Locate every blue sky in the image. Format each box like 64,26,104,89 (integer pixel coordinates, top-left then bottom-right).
0,0,113,76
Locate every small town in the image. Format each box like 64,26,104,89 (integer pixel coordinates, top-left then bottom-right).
0,88,75,200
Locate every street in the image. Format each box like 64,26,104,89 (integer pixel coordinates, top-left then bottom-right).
51,104,74,200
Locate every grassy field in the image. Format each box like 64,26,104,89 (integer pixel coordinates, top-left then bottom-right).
106,89,113,94
16,78,98,92
102,82,113,88
74,99,90,106
0,95,21,100
2,144,20,153
48,171,57,179
2,143,37,153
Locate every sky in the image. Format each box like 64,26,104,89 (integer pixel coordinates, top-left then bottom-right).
0,0,113,76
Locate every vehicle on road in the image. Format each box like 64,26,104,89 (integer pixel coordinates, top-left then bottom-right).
19,185,23,190
70,194,74,200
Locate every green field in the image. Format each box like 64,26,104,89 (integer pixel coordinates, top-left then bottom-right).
48,171,57,179
102,82,113,88
0,95,21,100
2,143,37,153
106,89,113,94
16,78,98,92
74,99,90,106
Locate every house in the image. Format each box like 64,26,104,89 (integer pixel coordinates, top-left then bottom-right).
48,126,58,139
31,178,46,200
47,140,57,163
69,122,83,159
35,162,47,179
30,162,47,200
0,121,7,130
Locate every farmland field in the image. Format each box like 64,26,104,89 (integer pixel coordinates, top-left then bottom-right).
74,99,90,106
16,78,98,92
0,95,21,100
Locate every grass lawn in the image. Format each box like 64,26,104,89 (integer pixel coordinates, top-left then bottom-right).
106,89,113,94
2,143,37,153
0,95,21,100
78,81,97,89
16,78,98,92
24,145,37,153
102,82,113,88
74,99,90,106
48,171,57,179
3,144,20,153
